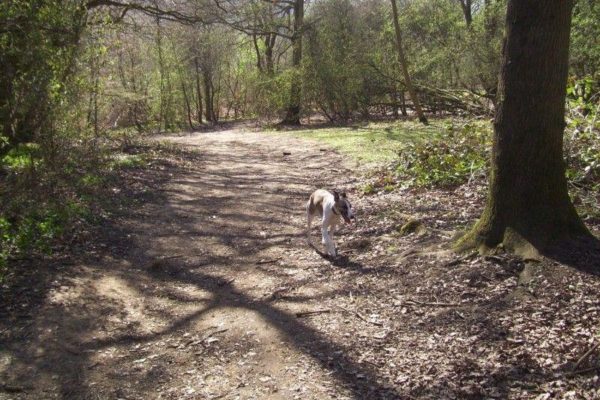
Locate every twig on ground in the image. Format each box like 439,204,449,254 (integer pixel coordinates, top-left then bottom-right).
256,257,282,265
143,255,184,269
217,278,235,287
295,309,331,318
336,306,384,327
406,299,460,307
265,286,291,301
444,251,477,267
202,328,228,343
573,342,600,371
567,366,600,376
484,255,507,264
1,384,26,393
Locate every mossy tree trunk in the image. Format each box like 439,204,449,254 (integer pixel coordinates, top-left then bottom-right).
457,0,592,257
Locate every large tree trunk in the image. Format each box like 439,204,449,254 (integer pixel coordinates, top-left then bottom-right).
280,0,303,126
390,0,427,125
457,0,591,258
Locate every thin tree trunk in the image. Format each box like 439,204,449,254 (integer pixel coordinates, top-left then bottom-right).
457,0,592,258
211,78,219,122
281,0,304,125
390,0,428,125
265,33,276,75
155,17,165,132
194,57,203,124
93,71,99,136
252,33,263,73
203,70,214,123
459,0,472,27
400,91,407,117
179,69,194,130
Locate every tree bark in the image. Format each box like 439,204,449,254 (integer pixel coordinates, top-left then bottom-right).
280,0,303,125
194,57,203,124
252,33,263,73
390,0,427,125
456,0,592,258
155,17,165,132
459,0,472,27
203,68,216,123
179,69,194,130
264,32,276,75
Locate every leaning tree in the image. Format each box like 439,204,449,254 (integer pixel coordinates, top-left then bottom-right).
457,0,594,258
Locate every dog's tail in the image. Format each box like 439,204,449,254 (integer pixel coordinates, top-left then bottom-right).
306,193,317,216
306,194,316,242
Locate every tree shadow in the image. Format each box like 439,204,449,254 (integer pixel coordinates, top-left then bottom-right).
76,266,402,398
308,242,374,273
544,234,600,274
0,131,405,399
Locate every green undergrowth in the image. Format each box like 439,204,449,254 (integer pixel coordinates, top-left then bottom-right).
394,120,492,188
276,118,493,189
0,137,152,280
277,111,600,222
274,120,441,164
564,84,600,222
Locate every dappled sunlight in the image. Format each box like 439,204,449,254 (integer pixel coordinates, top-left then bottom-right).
2,125,598,399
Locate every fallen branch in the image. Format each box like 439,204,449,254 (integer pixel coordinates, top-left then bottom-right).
484,255,507,264
567,366,600,376
444,251,477,267
217,278,235,287
406,299,460,307
1,384,26,393
265,286,291,301
202,328,229,343
336,306,384,327
573,342,600,371
295,309,331,318
256,258,282,265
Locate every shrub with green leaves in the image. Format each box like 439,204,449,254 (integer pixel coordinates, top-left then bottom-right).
565,76,600,219
395,120,491,188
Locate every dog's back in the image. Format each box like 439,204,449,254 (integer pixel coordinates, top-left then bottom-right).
306,189,329,217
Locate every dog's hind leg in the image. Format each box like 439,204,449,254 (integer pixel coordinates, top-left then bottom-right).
306,201,313,244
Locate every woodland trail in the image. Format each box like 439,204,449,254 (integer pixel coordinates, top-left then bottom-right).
2,125,600,400
1,126,390,399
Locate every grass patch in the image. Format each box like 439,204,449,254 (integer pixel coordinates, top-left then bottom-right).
273,120,442,165
109,153,148,169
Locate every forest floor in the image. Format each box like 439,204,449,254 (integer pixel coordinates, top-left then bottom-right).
1,122,600,399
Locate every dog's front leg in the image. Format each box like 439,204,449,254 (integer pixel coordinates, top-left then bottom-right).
321,223,336,257
328,224,336,246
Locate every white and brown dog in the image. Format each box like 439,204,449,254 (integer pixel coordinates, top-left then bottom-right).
306,189,354,257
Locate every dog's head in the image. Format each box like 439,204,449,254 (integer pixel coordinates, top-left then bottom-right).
333,191,354,224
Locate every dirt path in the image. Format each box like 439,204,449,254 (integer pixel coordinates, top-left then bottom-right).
0,127,383,399
2,125,600,399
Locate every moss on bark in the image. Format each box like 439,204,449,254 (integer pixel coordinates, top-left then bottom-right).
455,0,594,259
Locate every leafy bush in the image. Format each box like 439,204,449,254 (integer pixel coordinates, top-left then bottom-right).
395,120,491,188
0,207,73,277
0,137,122,281
1,143,41,171
565,76,600,219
